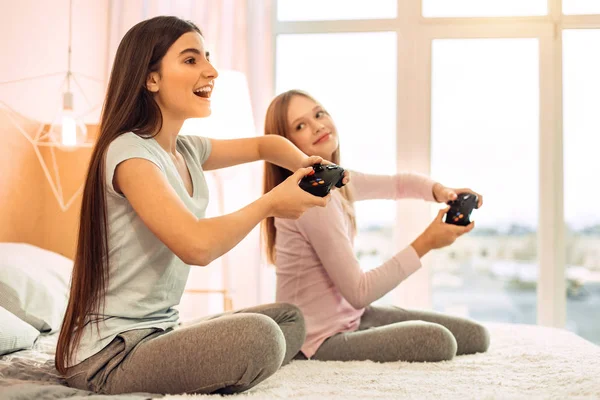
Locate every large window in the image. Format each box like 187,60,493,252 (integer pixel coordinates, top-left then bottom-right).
430,38,539,323
563,29,600,344
422,0,547,17
563,1,600,15
277,0,397,21
272,1,600,344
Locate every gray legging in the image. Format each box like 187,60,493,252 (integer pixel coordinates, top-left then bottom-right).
311,305,490,362
65,303,305,395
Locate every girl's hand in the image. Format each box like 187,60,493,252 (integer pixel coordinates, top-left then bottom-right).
411,207,475,257
302,155,324,168
432,183,483,208
266,167,331,219
303,156,350,186
340,170,350,186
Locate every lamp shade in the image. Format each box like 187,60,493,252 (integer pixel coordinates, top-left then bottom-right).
180,70,255,139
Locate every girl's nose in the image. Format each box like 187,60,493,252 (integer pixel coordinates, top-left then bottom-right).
203,65,218,79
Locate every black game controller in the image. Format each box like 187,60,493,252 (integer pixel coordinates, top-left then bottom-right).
445,193,479,226
299,163,345,197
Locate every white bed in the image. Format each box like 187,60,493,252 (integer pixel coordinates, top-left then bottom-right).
2,323,599,400
167,323,600,399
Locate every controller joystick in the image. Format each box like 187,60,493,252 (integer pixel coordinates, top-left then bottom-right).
299,163,345,197
445,193,479,226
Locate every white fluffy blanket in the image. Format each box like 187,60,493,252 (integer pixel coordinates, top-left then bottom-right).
165,323,600,400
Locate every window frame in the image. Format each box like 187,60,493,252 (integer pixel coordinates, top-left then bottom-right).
270,0,600,328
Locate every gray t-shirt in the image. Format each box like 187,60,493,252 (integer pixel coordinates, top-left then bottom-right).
73,132,212,365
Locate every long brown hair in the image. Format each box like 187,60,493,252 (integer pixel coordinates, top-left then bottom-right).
55,16,202,374
262,90,356,265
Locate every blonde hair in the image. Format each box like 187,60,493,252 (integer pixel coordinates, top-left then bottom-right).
262,90,356,265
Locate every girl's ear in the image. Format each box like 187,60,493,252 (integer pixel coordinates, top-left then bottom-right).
146,71,160,93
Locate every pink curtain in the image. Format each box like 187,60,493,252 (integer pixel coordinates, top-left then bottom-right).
1,0,274,317
106,0,273,131
107,0,247,73
0,0,108,125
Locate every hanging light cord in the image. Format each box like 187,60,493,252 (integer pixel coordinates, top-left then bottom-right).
66,0,73,93
0,0,103,87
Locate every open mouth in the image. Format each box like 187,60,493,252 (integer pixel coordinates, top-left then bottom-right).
193,85,212,99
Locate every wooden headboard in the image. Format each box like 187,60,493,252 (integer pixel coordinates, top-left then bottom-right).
0,115,97,259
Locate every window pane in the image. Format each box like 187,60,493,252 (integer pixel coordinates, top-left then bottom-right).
277,0,397,21
423,0,547,17
276,32,397,303
563,0,600,15
430,39,539,324
563,30,600,345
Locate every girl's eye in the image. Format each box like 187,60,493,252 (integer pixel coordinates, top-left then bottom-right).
296,123,305,131
185,58,196,64
316,111,324,118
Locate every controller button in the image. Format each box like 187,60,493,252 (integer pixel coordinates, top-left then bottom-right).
319,181,325,184
459,214,464,219
312,182,318,186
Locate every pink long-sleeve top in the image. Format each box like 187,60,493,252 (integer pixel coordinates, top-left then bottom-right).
274,171,436,358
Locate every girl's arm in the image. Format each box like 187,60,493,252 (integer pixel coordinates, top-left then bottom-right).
295,199,425,309
349,170,437,202
350,171,484,208
202,135,310,171
115,158,327,266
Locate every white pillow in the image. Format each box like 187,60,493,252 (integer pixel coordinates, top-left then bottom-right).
0,243,73,333
0,306,40,355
